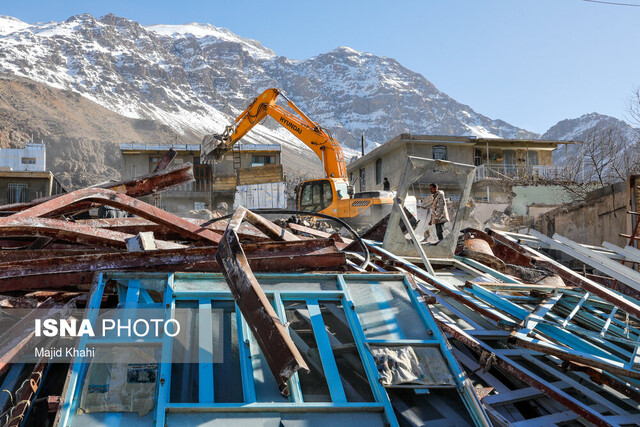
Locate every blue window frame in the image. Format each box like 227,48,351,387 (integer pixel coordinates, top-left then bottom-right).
58,272,486,426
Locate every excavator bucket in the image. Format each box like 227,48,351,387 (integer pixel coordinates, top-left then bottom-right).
201,133,231,163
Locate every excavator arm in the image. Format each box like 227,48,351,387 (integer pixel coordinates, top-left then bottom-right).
202,88,347,179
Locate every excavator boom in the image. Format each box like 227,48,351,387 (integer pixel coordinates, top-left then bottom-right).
201,88,347,179
201,88,397,226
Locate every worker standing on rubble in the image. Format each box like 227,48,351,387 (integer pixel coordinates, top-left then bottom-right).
383,177,390,191
428,183,449,241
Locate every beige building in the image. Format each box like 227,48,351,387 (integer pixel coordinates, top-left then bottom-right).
120,143,284,214
347,134,575,203
0,171,65,205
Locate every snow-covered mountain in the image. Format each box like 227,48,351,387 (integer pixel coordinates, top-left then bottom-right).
544,112,638,163
543,112,638,143
0,13,535,156
543,113,640,183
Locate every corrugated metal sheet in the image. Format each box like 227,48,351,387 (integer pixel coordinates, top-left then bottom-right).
234,182,286,209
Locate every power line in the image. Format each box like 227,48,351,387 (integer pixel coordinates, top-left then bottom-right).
583,0,640,7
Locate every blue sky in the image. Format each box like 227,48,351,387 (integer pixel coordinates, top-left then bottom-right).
2,0,639,134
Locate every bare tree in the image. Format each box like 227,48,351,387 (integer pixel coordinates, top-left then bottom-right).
552,124,640,201
627,86,640,134
284,173,313,207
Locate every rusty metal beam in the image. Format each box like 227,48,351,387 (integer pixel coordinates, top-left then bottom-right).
0,240,343,278
77,217,270,242
0,163,194,213
240,208,299,241
0,249,111,263
439,320,613,427
215,207,309,395
0,240,346,291
287,222,332,238
0,217,133,249
3,188,221,244
564,362,640,404
0,217,183,249
489,229,640,320
509,335,640,380
0,272,95,292
0,239,92,250
154,148,177,172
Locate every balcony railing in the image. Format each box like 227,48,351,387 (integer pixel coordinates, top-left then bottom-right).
120,143,201,152
474,164,565,182
164,181,210,194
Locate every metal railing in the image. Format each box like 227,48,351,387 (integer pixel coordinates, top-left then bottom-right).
120,143,201,152
474,163,564,181
164,181,210,194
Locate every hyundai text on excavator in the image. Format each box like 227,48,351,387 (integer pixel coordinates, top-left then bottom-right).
201,88,397,226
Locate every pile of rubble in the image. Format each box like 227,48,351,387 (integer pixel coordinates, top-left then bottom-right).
0,161,353,425
2,157,640,426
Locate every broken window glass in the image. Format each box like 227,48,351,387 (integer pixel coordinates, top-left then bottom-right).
285,301,331,402
78,346,159,417
211,301,243,403
320,302,375,402
345,280,430,340
171,300,199,403
370,346,455,387
169,300,243,403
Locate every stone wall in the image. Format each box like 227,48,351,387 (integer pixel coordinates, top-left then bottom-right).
533,181,629,246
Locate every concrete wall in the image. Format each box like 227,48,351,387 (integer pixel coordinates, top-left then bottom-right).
348,145,407,193
534,181,629,246
511,185,576,216
212,151,281,176
121,152,197,180
0,175,51,204
347,143,474,195
406,142,473,164
121,150,204,214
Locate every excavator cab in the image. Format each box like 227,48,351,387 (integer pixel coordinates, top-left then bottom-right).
298,178,351,213
298,179,334,213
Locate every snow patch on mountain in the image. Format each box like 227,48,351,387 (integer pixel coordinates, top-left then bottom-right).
0,16,31,35
147,23,275,60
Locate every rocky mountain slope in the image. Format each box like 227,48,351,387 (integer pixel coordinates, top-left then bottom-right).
543,112,637,142
0,76,199,188
544,112,638,160
543,112,639,183
0,14,534,151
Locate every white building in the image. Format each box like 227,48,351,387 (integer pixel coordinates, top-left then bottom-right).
0,143,46,172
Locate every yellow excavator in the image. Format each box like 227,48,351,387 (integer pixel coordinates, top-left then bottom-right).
201,88,395,225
